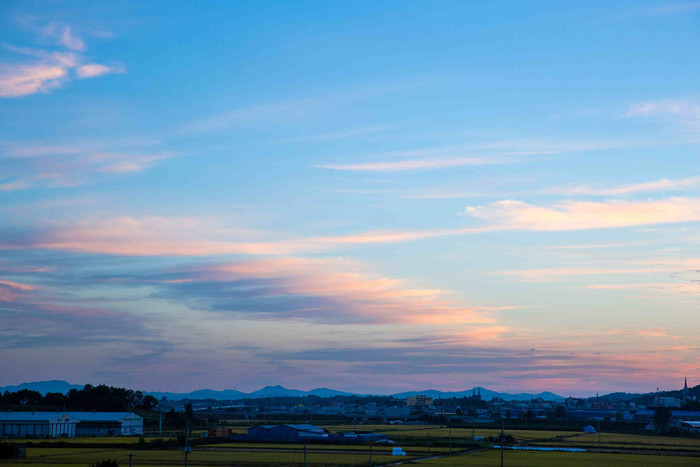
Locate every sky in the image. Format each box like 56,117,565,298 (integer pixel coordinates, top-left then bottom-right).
0,1,699,397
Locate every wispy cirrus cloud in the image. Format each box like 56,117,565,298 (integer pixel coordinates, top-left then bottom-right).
318,156,513,172
0,21,124,98
541,176,700,196
465,197,700,231
317,139,611,172
629,2,700,17
405,175,700,199
0,141,171,190
587,282,700,297
605,328,680,339
40,23,86,51
627,98,700,129
75,63,125,78
494,266,679,282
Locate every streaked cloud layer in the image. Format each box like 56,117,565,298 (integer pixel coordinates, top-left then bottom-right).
0,1,698,395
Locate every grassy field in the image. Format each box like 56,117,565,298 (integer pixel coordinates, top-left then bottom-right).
420,449,700,466
3,427,698,466
203,441,452,453
3,446,402,466
534,432,700,449
319,424,575,442
10,436,172,444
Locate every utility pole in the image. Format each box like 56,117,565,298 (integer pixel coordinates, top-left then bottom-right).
128,453,133,467
304,441,307,467
500,419,504,467
427,432,430,455
449,427,452,455
159,412,162,436
369,441,373,467
184,419,189,467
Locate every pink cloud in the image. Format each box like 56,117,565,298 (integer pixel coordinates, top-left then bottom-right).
165,257,501,326
0,151,171,190
0,63,67,97
318,156,509,172
587,282,700,297
76,64,125,79
0,280,36,291
465,197,700,231
494,266,678,282
1,22,123,98
58,26,85,51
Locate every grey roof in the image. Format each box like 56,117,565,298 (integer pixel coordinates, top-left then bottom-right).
0,412,80,422
65,412,142,422
286,424,326,432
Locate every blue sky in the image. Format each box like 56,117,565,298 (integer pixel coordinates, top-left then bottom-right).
1,1,699,395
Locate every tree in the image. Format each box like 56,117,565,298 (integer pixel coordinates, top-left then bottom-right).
139,395,158,411
653,407,672,433
554,405,567,419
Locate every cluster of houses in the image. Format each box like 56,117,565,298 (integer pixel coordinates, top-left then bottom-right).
0,412,143,438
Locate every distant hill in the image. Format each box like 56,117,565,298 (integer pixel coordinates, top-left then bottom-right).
0,380,570,402
0,380,83,395
392,387,564,402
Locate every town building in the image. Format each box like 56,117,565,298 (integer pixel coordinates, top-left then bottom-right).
406,395,433,407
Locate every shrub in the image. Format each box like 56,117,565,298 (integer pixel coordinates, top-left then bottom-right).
90,460,119,467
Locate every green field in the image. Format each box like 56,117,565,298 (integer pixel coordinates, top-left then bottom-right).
319,424,576,442
534,432,700,449
2,428,698,466
203,442,452,453
420,450,700,466
3,446,402,466
10,437,172,445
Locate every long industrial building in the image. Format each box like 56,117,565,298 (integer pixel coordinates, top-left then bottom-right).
0,412,143,438
0,412,79,438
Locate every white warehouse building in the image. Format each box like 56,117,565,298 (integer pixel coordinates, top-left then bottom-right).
70,412,143,436
0,412,79,438
0,412,143,438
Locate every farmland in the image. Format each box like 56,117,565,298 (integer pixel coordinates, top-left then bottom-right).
2,426,699,466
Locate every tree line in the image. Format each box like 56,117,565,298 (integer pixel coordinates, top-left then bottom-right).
0,384,158,412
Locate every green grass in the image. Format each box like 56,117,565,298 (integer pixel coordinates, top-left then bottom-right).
4,427,698,466
535,432,700,448
203,441,452,452
3,446,404,466
10,436,173,444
